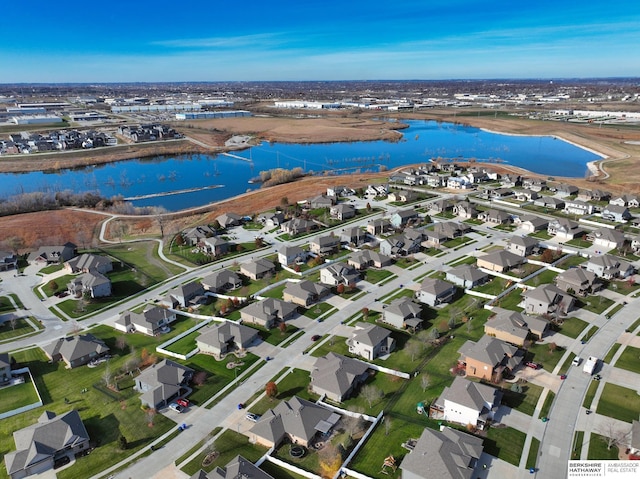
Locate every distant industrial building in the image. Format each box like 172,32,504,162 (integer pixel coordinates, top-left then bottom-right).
111,103,202,113
11,115,63,125
175,110,251,120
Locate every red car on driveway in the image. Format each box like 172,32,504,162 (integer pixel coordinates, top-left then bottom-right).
176,398,189,408
525,361,542,370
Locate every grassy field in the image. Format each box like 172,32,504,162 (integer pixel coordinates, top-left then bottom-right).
0,317,41,342
587,433,621,460
539,391,555,420
578,296,614,315
582,380,599,409
0,296,15,313
558,255,588,268
613,345,640,373
99,242,185,281
597,383,640,423
163,330,201,355
526,437,541,469
494,289,523,311
527,342,565,372
559,317,589,339
523,268,558,286
0,377,41,414
473,276,508,296
484,426,526,466
572,431,585,460
362,268,395,284
501,383,544,416
247,368,318,416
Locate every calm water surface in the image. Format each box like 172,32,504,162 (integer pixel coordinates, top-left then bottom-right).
0,120,601,211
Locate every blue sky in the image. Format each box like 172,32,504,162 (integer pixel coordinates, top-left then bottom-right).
2,0,639,82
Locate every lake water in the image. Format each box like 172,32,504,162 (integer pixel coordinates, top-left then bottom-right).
0,120,601,211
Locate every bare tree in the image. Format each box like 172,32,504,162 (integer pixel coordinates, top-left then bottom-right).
596,420,630,451
421,374,431,392
405,339,424,362
9,317,17,331
385,416,392,436
115,336,128,351
102,364,112,389
361,384,382,409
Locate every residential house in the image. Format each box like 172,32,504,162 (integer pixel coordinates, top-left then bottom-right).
347,322,395,360
433,221,471,238
183,225,217,246
196,322,259,357
476,250,523,273
319,262,360,287
389,209,419,228
428,199,452,215
277,245,308,266
200,237,230,257
135,359,193,409
518,215,549,233
586,254,634,279
548,218,581,240
67,271,112,298
201,270,243,293
602,204,632,223
256,212,285,228
216,213,243,229
162,281,205,308
42,334,110,369
421,229,449,248
309,235,341,256
280,218,317,236
446,264,489,289
446,176,473,189
240,258,276,280
365,184,388,197
115,306,176,336
489,187,514,199
340,227,367,246
514,189,538,201
431,376,503,430
484,308,542,346
388,190,419,203
249,396,340,448
628,420,640,456
366,218,391,236
400,427,483,479
239,298,298,329
190,456,275,479
64,253,113,274
453,201,478,219
477,209,511,225
579,189,610,202
555,183,579,197
555,268,601,296
522,178,547,191
28,242,77,264
416,278,457,307
564,199,594,215
283,280,329,307
522,284,575,316
507,236,538,257
0,353,11,384
307,195,335,209
383,297,423,331
310,353,370,402
379,230,422,257
5,410,90,479
0,251,18,271
588,228,626,250
500,174,521,188
423,173,448,188
327,185,354,197
533,196,565,210
458,335,523,381
330,203,356,220
347,250,392,270
609,194,639,207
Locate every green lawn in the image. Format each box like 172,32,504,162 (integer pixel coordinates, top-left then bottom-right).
247,323,300,346
302,302,335,320
582,325,598,342
529,230,552,240
0,377,40,414
42,274,76,297
587,433,621,460
484,426,526,466
260,284,286,299
557,255,588,268
174,427,222,466
163,330,201,356
603,343,621,364
493,289,523,311
597,383,640,423
248,368,318,416
335,371,407,416
261,462,309,479
626,317,640,333
181,429,268,476
612,345,640,373
0,317,39,342
442,236,474,248
572,431,585,460
527,342,565,372
363,268,395,284
523,269,558,286
526,437,541,469
501,383,543,416
99,242,185,281
559,317,589,339
38,263,64,275
578,296,614,315
539,391,555,419
473,277,508,296
582,380,599,409
606,279,640,295
565,238,592,248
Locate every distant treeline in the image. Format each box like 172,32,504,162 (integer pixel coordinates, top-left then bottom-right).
0,190,166,217
259,167,306,188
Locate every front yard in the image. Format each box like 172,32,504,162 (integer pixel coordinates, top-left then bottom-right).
597,383,640,423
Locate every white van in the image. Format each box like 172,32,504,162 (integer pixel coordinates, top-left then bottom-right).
572,356,582,366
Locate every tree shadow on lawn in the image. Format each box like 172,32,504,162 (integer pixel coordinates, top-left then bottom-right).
278,386,306,399
85,413,120,448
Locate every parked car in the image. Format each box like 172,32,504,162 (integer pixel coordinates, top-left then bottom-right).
169,402,184,413
176,398,189,408
311,334,321,341
245,413,261,422
525,361,542,370
572,356,582,366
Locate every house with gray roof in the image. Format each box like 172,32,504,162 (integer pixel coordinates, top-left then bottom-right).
319,262,360,287
240,258,276,280
477,209,511,225
548,218,581,240
42,334,110,369
183,225,217,246
249,396,340,448
200,237,230,257
191,456,275,479
416,277,457,307
453,201,478,219
5,410,90,479
162,281,206,308
522,284,575,316
67,271,112,298
428,199,453,215
1,352,12,384
283,280,329,307
389,209,419,228
366,218,392,236
310,353,370,402
28,242,77,264
514,188,538,201
0,251,18,271
216,212,243,228
476,249,523,273
446,264,489,289
610,194,639,208
309,235,341,255
380,231,422,257
588,228,626,250
256,212,285,228
564,199,594,215
383,297,423,331
432,376,502,430
602,204,632,223
507,236,538,257
348,250,392,270
400,426,483,479
458,335,523,381
484,307,549,345
555,183,579,196
280,218,318,236
555,268,602,296
330,203,356,220
586,254,634,279
201,269,242,293
347,322,395,360
115,305,176,336
239,298,298,329
196,322,259,358
277,245,308,266
533,196,565,210
518,215,548,233
340,227,367,246
307,194,335,209
135,359,193,409
64,253,113,274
